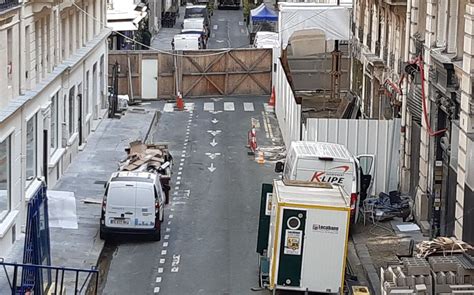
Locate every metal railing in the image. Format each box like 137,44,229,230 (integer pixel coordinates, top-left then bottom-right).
0,259,99,295
0,0,19,11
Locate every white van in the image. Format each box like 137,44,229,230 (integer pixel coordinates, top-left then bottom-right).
100,171,165,241
275,141,374,222
172,34,203,50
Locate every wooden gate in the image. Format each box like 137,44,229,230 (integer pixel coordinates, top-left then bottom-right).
108,49,272,99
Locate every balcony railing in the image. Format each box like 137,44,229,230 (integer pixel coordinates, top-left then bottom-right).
0,0,19,11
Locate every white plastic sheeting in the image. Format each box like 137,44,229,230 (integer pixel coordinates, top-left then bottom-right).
274,58,301,146
303,118,401,195
48,191,79,229
278,4,351,49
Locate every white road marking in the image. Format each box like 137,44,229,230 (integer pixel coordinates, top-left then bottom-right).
210,138,218,147
211,98,222,102
167,221,171,225
169,214,174,218
244,102,254,112
207,130,221,136
239,21,244,26
163,103,174,112
173,191,178,195
211,33,215,38
183,142,187,146
161,250,167,255
180,158,185,162
166,227,171,232
213,24,218,30
156,277,162,283
154,287,160,293
179,167,183,171
216,40,224,43
209,110,222,114
177,176,181,180
185,102,195,111
164,234,170,240
176,181,180,185
179,162,184,166
204,102,214,111
171,267,179,272
174,186,179,190
224,102,235,111
158,268,163,273
178,172,182,175
205,152,221,160
163,242,169,247
211,118,218,124
208,163,216,172
160,258,166,264
240,28,246,34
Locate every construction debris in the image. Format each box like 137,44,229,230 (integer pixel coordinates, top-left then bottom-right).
119,140,173,203
119,140,173,174
416,237,474,258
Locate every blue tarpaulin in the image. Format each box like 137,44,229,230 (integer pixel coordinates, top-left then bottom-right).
250,4,278,22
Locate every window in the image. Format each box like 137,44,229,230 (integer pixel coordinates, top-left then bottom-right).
68,86,75,135
0,136,11,222
85,71,90,115
26,115,37,185
50,92,59,153
7,28,12,86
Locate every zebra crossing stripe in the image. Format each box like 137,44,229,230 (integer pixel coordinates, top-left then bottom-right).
224,102,235,111
163,103,174,112
243,102,254,112
203,102,214,111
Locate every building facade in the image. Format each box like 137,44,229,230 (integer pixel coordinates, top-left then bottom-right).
0,0,109,254
352,0,474,244
406,0,474,243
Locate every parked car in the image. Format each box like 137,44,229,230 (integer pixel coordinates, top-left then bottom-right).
100,171,165,241
182,18,209,47
172,33,204,50
253,31,278,48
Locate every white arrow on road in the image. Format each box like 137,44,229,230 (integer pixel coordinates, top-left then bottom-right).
208,163,216,172
211,118,219,124
207,130,222,136
205,152,221,159
211,97,223,102
210,138,218,147
209,110,223,115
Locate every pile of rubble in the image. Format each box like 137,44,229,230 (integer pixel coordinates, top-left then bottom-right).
118,140,173,203
381,250,474,294
119,140,173,174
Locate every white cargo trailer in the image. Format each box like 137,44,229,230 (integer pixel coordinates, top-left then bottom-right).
256,180,350,294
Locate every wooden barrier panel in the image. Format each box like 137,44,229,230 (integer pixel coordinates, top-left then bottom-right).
108,48,272,99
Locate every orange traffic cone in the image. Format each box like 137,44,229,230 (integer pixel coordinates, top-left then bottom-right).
268,86,275,107
257,151,265,164
176,92,184,111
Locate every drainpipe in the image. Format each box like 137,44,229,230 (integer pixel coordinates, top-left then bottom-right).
399,0,411,193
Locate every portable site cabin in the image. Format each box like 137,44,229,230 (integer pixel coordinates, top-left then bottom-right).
257,180,350,294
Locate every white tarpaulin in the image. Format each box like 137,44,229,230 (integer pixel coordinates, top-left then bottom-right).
279,4,351,48
48,190,78,229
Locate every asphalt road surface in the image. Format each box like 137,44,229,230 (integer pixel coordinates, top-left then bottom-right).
102,96,277,294
207,10,250,49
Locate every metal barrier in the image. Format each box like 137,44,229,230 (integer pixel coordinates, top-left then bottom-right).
0,258,99,295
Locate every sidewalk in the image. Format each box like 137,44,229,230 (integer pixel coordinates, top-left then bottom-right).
0,106,157,291
350,219,427,294
150,8,185,51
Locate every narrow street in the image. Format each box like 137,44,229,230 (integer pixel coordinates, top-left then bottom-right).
103,97,275,294
151,8,249,50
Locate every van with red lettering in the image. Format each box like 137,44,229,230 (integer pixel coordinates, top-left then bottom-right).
275,141,375,223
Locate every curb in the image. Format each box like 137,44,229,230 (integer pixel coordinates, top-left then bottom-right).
351,235,381,295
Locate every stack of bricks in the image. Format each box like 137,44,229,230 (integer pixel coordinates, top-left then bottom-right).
428,256,474,293
381,261,432,295
381,255,474,294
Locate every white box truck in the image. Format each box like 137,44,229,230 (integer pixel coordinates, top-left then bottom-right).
275,141,375,222
256,180,350,294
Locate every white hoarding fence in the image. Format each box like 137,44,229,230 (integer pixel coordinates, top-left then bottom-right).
275,59,301,146
304,118,401,194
